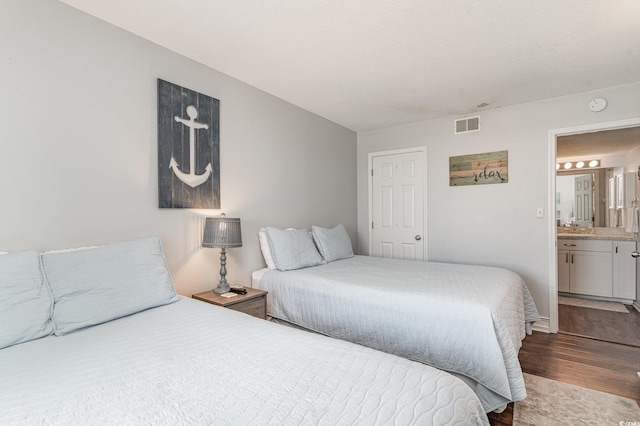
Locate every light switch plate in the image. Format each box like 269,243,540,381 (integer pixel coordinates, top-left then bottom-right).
536,207,544,218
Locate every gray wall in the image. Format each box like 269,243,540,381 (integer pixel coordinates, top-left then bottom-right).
0,0,356,296
358,82,640,323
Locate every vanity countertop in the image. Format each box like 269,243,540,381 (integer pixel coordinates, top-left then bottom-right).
557,226,637,241
557,232,636,241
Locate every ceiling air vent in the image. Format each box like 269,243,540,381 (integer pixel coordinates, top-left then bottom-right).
454,116,480,134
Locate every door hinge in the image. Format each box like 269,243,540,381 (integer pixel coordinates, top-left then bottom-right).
371,169,373,177
371,221,374,229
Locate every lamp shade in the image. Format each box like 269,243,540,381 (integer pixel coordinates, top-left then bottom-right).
202,216,242,248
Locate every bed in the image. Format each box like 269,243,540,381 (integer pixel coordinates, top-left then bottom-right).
254,226,540,413
0,237,488,425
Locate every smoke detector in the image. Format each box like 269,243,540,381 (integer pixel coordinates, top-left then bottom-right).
588,98,607,112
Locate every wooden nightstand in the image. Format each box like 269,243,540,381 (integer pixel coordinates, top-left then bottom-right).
192,287,267,320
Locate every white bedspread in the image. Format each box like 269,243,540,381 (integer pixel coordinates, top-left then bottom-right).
0,296,488,425
258,255,539,412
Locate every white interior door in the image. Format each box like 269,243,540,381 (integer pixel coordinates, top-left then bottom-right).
370,149,426,260
574,174,592,227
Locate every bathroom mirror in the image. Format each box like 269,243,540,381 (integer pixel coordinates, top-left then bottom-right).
555,169,611,228
556,125,640,230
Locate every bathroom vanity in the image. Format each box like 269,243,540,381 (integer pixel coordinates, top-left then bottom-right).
558,231,637,302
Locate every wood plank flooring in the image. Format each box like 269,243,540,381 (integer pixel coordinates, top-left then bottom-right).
520,332,640,404
488,331,640,425
558,303,640,347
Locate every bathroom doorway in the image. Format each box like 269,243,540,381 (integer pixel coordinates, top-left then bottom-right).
550,120,640,345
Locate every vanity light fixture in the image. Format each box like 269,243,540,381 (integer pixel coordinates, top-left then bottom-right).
557,159,600,170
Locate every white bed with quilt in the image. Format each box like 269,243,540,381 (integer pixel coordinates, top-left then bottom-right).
253,225,540,413
0,236,488,425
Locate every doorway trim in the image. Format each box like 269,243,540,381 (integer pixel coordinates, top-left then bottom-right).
548,117,640,333
368,146,428,260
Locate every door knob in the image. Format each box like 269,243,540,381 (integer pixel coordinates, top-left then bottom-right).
632,251,640,258
415,235,422,241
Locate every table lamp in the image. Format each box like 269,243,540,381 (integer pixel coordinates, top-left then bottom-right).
202,214,242,294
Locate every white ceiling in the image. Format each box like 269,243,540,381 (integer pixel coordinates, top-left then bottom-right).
59,0,640,132
557,126,640,158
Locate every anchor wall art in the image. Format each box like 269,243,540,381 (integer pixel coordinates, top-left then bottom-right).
157,79,220,208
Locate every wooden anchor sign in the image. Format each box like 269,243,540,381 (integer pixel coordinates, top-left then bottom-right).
169,105,213,188
158,79,220,209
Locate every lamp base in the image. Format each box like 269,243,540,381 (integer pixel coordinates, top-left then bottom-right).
213,283,230,294
213,247,230,294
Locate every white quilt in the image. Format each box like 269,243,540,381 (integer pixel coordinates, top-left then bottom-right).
258,256,539,412
0,296,488,425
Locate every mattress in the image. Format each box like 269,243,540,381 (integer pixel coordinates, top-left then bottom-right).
0,296,488,425
254,255,539,412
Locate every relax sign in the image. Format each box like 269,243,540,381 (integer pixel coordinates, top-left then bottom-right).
449,150,508,186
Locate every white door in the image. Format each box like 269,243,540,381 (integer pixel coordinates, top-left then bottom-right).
574,174,592,227
370,150,426,260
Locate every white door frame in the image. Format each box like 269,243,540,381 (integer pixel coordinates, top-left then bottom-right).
547,117,640,333
368,146,428,260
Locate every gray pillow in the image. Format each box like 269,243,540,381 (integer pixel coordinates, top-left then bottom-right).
0,250,54,349
312,224,354,262
43,237,179,335
264,227,324,271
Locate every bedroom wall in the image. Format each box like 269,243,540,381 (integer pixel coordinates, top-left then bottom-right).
357,82,640,324
0,0,356,296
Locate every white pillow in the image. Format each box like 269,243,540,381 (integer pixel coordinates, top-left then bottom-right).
258,227,311,270
42,237,179,335
258,228,276,269
264,227,324,271
0,250,54,349
43,245,99,254
312,225,354,262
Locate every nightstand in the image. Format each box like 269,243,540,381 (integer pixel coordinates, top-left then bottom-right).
192,287,267,320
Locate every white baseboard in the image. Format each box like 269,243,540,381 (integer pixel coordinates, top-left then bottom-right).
633,301,640,313
532,317,550,333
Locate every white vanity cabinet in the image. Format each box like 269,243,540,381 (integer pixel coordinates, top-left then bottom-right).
558,239,613,297
557,249,571,293
613,240,637,299
558,238,637,301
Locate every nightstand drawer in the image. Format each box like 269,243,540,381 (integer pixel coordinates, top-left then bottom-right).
226,295,266,319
